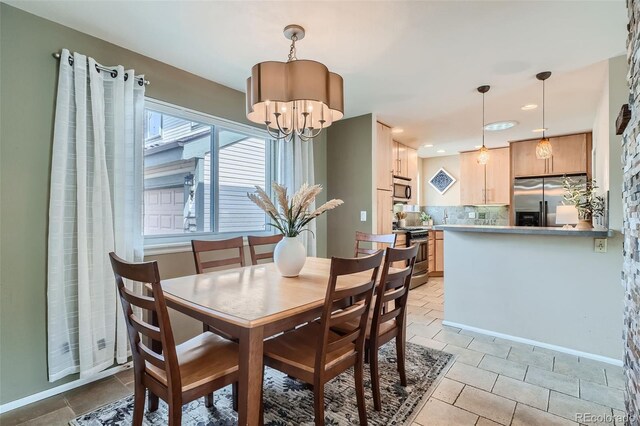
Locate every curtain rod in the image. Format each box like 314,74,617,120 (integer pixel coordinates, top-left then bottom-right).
52,52,150,86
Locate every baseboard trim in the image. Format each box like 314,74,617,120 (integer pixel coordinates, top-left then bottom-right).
442,320,623,367
0,362,133,414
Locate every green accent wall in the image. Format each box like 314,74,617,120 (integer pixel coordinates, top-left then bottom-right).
0,4,327,404
326,114,374,257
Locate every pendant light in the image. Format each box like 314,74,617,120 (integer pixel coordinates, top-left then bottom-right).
535,71,552,159
246,25,344,142
477,85,490,165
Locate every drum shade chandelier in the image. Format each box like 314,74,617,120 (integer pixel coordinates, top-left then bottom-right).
535,71,553,159
477,85,490,165
246,25,344,142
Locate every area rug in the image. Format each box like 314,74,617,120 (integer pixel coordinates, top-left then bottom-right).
70,342,453,425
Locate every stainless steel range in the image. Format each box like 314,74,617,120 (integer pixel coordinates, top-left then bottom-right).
396,226,429,289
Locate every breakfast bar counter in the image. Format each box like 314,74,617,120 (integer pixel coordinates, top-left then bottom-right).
436,225,624,365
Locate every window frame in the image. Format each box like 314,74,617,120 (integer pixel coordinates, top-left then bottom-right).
143,98,276,250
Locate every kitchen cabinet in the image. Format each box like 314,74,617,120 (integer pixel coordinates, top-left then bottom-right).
485,147,510,204
407,146,418,203
428,230,444,277
376,189,393,235
376,123,393,190
460,147,511,205
460,151,486,205
511,132,591,178
393,140,410,178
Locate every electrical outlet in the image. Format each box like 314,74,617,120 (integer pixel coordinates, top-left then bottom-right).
594,238,607,253
360,211,367,222
468,212,476,219
478,212,486,220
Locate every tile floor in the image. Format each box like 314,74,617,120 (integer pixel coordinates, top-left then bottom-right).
0,278,627,426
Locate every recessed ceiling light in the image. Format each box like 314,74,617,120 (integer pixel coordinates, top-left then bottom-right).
484,121,518,131
436,149,446,153
532,128,547,133
391,128,404,134
422,144,434,148
521,104,538,111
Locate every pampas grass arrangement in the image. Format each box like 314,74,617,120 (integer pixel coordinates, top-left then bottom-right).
248,182,344,237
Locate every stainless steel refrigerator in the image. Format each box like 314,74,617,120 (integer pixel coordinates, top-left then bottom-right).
514,175,586,227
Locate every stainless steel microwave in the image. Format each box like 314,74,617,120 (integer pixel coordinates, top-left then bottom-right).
393,177,412,200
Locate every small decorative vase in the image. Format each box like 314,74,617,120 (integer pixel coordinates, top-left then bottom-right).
273,236,307,277
422,221,428,226
398,219,407,228
575,219,593,230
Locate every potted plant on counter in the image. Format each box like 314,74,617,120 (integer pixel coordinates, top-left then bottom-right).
248,182,343,277
420,211,433,226
562,176,605,230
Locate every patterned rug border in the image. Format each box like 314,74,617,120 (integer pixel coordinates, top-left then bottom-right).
402,351,456,425
69,343,455,425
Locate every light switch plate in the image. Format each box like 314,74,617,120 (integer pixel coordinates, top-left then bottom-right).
360,211,367,222
468,212,476,219
594,238,607,253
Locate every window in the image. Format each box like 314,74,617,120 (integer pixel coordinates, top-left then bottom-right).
142,100,273,245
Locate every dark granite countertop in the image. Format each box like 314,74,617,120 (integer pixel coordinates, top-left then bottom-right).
434,224,612,238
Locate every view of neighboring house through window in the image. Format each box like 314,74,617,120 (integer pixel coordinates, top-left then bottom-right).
142,101,272,241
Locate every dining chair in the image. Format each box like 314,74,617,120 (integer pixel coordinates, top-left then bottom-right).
261,251,384,426
333,244,419,411
247,234,283,265
108,252,239,426
354,231,396,257
191,237,245,409
191,236,246,273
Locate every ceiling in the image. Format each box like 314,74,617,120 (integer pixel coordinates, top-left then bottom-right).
7,0,627,157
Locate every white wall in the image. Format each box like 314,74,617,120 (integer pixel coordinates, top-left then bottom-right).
443,231,624,361
421,155,460,206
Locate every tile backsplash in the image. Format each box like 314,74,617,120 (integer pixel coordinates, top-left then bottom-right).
396,205,509,226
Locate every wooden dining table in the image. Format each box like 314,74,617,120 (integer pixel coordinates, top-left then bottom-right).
157,256,378,426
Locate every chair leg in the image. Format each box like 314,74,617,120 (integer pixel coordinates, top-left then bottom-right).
147,391,159,413
370,344,382,411
232,382,239,411
396,334,407,386
313,381,325,426
168,401,182,426
132,381,145,426
204,392,214,408
259,367,265,426
354,356,368,426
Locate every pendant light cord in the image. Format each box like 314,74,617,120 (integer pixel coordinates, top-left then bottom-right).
542,79,545,139
482,91,485,148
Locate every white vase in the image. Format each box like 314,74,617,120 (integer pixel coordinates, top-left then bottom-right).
273,236,307,277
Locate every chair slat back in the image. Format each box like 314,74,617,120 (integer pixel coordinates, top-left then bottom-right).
192,237,245,273
370,245,419,340
354,231,396,257
109,252,180,392
247,234,283,265
316,251,384,371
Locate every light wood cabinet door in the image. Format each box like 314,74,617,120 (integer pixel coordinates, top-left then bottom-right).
407,147,418,203
459,151,486,205
511,139,547,177
376,189,393,235
548,133,588,175
485,147,511,205
435,238,444,272
376,123,393,190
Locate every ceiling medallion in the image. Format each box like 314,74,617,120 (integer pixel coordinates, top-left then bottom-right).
245,24,344,142
477,85,490,165
535,71,553,159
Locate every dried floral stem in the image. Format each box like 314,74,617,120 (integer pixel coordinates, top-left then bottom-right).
247,182,343,237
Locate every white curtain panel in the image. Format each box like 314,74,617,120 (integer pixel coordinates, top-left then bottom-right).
277,138,316,256
47,49,144,381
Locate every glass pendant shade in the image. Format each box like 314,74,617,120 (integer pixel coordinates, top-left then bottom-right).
477,146,490,165
536,137,553,159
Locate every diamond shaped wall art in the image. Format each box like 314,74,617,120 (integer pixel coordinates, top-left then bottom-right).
429,168,457,195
